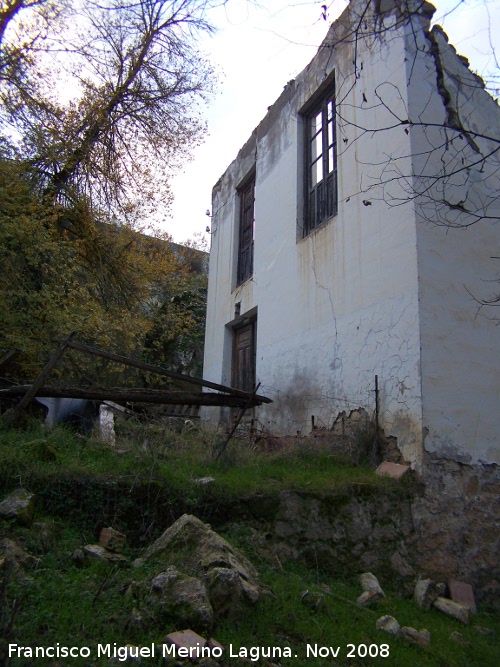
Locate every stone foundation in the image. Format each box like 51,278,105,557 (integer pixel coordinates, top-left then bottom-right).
409,456,499,605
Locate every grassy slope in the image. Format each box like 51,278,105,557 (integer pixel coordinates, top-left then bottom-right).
0,423,498,666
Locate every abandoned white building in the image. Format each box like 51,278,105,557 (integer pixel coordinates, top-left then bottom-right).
203,0,499,472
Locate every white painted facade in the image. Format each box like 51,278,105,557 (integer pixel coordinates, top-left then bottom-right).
203,0,499,468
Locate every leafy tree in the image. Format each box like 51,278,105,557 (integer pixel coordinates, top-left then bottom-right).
1,0,218,217
0,154,207,381
0,0,213,381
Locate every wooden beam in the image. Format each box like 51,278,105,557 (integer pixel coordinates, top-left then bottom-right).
0,385,267,408
62,340,272,404
214,382,261,461
3,335,73,424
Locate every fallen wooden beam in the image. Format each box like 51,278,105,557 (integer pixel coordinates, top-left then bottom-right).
0,385,269,408
61,340,272,404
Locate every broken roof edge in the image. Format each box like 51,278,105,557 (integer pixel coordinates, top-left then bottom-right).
212,0,447,197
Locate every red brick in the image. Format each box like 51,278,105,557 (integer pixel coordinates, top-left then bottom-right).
449,579,476,614
375,461,410,479
163,629,207,651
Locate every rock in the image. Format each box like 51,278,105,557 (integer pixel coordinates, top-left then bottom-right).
207,566,260,618
449,631,471,646
300,590,324,611
27,520,58,553
414,578,440,610
135,514,266,618
70,548,85,566
448,579,476,613
376,615,400,635
161,631,222,667
399,626,431,647
0,488,36,526
124,608,144,632
0,538,39,581
99,527,126,553
357,590,382,606
390,552,415,577
433,596,470,624
207,637,224,652
83,544,128,563
473,625,493,636
436,582,447,596
147,567,213,630
163,629,208,653
375,462,410,479
0,538,40,569
121,581,141,600
99,404,116,445
359,572,385,596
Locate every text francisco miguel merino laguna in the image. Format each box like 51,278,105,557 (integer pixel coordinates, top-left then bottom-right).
8,643,290,662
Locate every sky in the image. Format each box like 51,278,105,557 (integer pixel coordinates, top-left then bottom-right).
166,0,500,244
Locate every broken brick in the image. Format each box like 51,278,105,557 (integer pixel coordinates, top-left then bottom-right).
375,461,410,479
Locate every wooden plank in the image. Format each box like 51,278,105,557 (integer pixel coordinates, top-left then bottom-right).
63,339,272,403
214,382,261,462
0,385,266,408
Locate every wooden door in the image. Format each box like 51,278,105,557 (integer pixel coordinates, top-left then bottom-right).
232,321,256,392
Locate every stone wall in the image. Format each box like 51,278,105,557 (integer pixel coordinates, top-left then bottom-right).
410,457,499,605
241,460,499,606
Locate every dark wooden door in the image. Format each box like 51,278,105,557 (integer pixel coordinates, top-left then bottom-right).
232,322,256,392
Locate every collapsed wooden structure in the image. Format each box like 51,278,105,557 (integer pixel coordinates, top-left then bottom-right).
0,337,271,424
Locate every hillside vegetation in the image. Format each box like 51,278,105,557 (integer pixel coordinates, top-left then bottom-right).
0,421,498,667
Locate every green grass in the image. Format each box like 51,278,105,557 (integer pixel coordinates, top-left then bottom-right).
1,421,498,666
1,521,498,667
0,420,398,499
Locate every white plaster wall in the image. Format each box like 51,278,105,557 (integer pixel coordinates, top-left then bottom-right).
203,1,427,465
404,23,500,465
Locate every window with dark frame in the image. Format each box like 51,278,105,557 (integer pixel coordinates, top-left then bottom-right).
237,174,255,285
304,84,337,236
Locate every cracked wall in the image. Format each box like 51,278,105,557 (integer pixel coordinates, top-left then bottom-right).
203,0,498,468
404,15,500,465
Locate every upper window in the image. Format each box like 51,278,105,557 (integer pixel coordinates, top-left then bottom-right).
237,174,255,285
304,85,337,236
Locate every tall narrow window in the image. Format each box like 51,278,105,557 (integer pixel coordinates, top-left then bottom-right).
237,175,255,285
304,85,337,236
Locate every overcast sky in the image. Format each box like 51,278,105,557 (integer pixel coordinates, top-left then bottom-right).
166,0,499,244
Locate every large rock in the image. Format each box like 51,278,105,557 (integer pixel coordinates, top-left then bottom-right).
99,527,126,553
376,615,401,635
147,566,213,630
414,578,440,610
359,572,385,596
135,514,266,618
83,544,128,563
399,626,431,647
433,596,470,625
0,538,40,579
207,566,260,617
0,488,36,526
